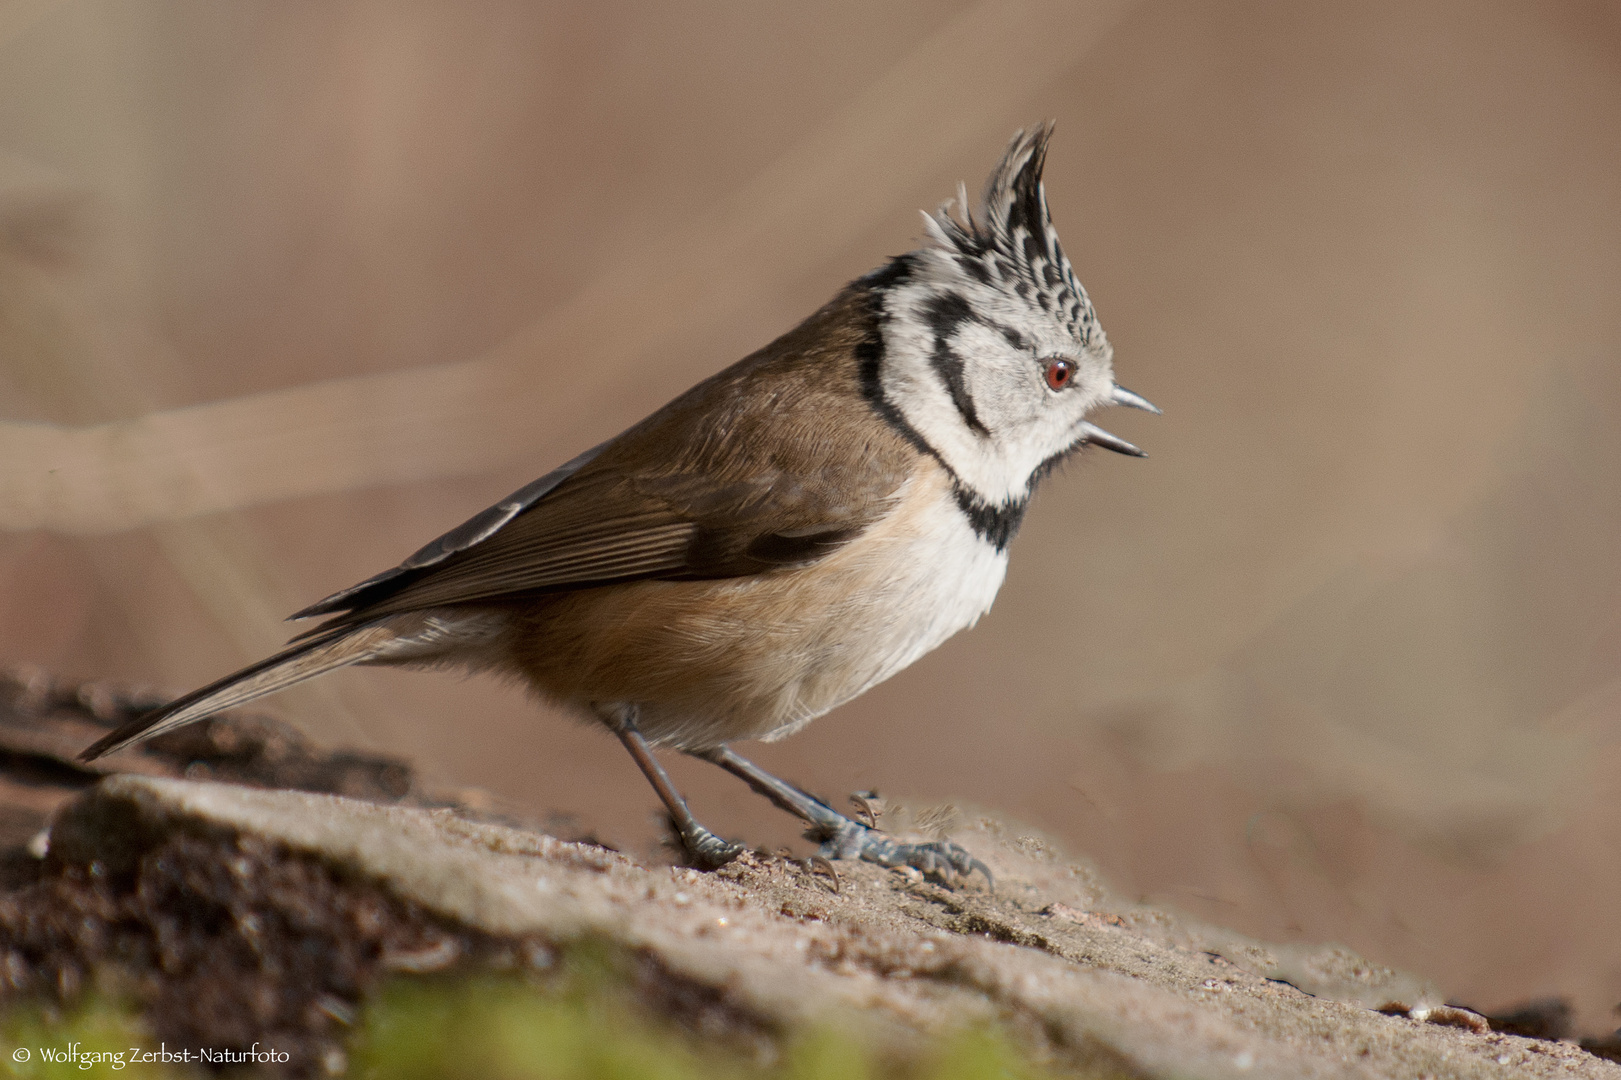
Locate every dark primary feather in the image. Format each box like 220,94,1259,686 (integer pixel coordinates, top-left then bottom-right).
290,442,608,620
296,281,917,634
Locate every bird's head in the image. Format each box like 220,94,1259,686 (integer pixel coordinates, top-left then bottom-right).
871,124,1156,512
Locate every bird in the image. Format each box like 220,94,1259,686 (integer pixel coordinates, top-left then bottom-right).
81,124,1156,885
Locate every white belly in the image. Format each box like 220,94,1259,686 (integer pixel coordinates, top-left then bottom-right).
762,492,1008,737
626,469,1010,746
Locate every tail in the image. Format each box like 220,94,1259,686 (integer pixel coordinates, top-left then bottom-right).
78,621,403,761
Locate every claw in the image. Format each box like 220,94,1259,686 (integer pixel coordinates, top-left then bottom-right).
849,790,885,829
808,855,840,894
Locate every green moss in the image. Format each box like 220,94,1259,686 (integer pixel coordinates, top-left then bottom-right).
352,975,730,1080
0,946,1107,1080
348,946,1092,1080
1,997,182,1079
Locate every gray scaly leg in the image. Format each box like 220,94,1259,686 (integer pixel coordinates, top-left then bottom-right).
611,711,743,869
691,745,990,888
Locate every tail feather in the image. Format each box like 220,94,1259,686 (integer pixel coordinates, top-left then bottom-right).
78,623,397,761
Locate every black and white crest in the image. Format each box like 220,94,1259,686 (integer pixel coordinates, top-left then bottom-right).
870,124,1122,517
922,123,1102,350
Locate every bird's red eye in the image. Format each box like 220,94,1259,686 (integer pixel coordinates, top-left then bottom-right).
1043,358,1075,391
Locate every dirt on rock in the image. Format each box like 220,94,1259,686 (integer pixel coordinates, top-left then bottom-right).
0,672,1617,1079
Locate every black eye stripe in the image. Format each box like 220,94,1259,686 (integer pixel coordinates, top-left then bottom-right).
920,292,989,437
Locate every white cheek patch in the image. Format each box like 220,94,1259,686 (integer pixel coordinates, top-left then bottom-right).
952,320,1041,432
880,288,1023,504
877,265,1116,506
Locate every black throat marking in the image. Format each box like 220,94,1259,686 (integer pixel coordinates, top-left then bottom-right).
949,485,1027,552
855,261,1030,553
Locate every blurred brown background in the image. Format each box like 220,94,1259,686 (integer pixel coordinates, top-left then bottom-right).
2,0,1620,1033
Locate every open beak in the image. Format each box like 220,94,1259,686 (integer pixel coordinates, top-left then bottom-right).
1078,384,1160,457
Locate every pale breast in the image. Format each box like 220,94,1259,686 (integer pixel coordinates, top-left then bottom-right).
505,463,1008,748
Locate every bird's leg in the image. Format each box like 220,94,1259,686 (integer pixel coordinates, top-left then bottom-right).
690,746,991,888
610,711,743,869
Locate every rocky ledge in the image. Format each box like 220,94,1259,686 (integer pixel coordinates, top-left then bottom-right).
0,671,1613,1079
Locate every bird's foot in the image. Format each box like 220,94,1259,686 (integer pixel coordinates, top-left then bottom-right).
818,820,992,889
680,825,745,870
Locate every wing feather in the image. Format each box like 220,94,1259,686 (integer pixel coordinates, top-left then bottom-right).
295,280,917,631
